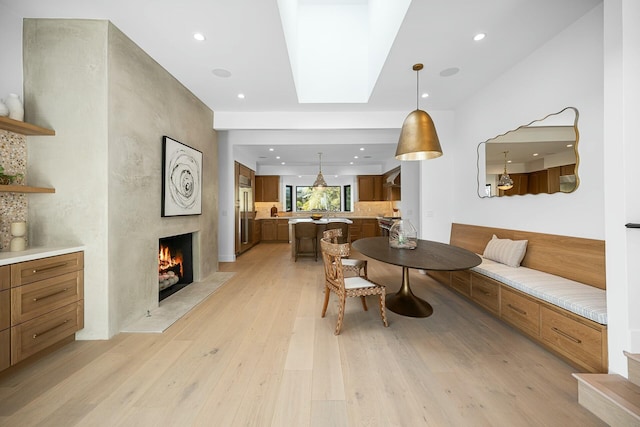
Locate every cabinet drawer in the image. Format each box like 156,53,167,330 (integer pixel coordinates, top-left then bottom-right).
11,271,83,325
11,301,82,364
501,287,540,336
0,329,9,371
0,289,9,330
540,306,604,372
427,270,450,286
11,252,83,287
451,270,471,297
0,265,9,290
471,273,499,314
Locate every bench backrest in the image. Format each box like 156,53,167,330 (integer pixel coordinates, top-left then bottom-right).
450,223,606,290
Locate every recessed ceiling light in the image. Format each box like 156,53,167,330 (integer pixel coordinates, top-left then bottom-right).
507,160,512,163
281,162,286,165
474,33,486,41
212,68,232,78
533,153,539,156
193,32,206,41
237,93,245,99
421,93,429,98
276,156,280,159
567,144,573,148
350,161,354,165
269,148,274,151
334,175,338,178
354,156,358,159
359,147,365,151
440,67,460,77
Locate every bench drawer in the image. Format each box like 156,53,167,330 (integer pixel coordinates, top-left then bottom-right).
501,287,540,336
0,329,9,371
540,306,604,372
471,273,499,314
11,301,83,364
427,270,450,286
451,270,471,297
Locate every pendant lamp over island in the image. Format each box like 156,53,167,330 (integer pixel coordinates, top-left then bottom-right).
497,151,514,191
395,64,443,161
312,152,327,188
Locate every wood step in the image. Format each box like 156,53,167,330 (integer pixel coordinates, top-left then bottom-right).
624,351,640,387
573,373,640,426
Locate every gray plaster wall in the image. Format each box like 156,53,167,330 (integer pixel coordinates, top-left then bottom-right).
23,19,218,339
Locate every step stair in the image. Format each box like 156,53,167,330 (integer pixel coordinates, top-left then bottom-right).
573,352,640,426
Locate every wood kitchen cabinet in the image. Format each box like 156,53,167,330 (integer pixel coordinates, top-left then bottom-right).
255,176,280,202
349,219,381,242
357,175,384,201
261,219,289,242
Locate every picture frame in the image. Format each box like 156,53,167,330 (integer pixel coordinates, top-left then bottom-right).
162,136,203,217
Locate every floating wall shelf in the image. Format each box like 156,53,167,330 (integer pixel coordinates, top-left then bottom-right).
0,185,55,194
0,116,55,136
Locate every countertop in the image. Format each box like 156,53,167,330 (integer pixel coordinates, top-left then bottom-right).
287,218,353,224
0,245,86,266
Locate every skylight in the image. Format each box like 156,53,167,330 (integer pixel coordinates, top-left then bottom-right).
277,0,412,104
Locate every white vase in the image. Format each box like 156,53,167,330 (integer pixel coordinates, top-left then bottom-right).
5,93,24,121
0,100,9,117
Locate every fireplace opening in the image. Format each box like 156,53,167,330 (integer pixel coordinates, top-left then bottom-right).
158,233,194,301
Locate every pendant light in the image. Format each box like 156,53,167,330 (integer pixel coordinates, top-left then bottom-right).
395,64,443,161
313,152,327,188
497,151,514,190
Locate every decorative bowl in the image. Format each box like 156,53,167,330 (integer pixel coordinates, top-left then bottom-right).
310,213,323,220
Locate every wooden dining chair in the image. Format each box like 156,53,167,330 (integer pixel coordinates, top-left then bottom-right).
322,228,367,279
320,237,388,335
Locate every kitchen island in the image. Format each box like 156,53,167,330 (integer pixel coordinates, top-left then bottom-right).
288,218,353,260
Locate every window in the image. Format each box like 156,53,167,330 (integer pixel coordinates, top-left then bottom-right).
296,186,341,211
285,185,293,212
344,185,351,211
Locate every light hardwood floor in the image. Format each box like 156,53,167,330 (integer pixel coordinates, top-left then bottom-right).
0,243,606,426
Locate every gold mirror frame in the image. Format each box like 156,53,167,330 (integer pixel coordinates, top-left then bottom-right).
477,107,579,198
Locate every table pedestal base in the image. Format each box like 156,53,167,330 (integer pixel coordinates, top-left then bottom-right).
385,267,433,318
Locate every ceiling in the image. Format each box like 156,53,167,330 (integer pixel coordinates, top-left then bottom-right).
2,0,602,173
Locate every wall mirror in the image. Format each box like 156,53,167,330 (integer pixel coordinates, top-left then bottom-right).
477,107,579,198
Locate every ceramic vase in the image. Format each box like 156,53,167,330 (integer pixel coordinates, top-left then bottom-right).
0,99,8,117
5,93,24,121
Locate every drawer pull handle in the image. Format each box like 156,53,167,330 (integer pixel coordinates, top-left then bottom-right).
33,288,69,302
551,327,582,344
32,319,70,339
507,304,527,315
482,290,492,296
32,262,69,274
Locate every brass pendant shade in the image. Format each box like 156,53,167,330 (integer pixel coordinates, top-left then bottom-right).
395,109,443,160
395,63,443,161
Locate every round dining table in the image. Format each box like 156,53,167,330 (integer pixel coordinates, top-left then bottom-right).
352,236,482,318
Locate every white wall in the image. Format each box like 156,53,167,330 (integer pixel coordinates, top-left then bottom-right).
451,6,604,239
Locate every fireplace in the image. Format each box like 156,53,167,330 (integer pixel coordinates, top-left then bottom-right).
158,233,194,301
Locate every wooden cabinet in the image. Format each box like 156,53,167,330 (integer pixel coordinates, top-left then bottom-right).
0,266,9,370
1,251,84,370
255,176,279,202
261,219,289,242
253,219,261,244
348,219,381,242
357,175,383,201
450,270,471,297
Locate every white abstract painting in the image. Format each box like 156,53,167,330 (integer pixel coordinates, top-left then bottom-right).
162,136,202,216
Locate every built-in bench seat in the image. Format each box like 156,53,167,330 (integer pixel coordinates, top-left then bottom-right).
427,223,608,373
472,257,607,325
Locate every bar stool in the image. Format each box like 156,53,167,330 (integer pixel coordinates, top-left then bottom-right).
295,222,318,261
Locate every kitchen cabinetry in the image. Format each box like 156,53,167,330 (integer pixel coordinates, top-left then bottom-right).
348,219,381,242
253,219,261,244
357,175,383,201
1,250,84,372
261,219,289,242
382,167,401,201
0,117,56,194
255,175,279,202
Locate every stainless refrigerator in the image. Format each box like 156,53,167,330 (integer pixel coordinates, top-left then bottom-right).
236,175,254,255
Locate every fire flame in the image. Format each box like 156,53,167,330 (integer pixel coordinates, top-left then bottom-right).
158,244,183,277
